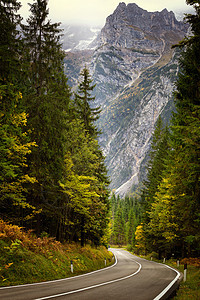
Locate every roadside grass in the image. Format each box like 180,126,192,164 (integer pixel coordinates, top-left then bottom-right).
0,219,114,287
138,253,200,300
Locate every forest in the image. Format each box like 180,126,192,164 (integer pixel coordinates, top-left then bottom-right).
0,0,200,259
0,0,110,246
110,0,200,259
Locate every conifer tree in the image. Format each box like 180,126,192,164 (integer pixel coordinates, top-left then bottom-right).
113,204,126,246
71,67,110,246
166,0,200,256
74,66,101,138
141,0,200,257
141,117,170,220
140,117,170,253
0,0,22,83
21,0,71,235
126,208,137,245
0,1,38,224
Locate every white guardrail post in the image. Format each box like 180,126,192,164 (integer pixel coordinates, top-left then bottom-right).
71,260,73,273
184,263,187,282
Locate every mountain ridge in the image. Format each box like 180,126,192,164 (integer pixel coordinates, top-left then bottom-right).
63,3,189,196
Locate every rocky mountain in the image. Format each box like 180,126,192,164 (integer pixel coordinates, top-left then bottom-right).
63,2,189,196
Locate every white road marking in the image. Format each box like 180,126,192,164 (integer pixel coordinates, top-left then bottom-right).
153,263,182,300
0,251,117,290
0,249,181,300
34,256,142,300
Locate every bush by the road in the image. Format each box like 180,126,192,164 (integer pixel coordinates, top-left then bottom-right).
0,219,114,287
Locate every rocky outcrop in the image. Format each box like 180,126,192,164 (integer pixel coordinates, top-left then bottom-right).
92,2,187,106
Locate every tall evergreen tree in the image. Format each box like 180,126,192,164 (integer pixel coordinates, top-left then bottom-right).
0,1,38,224
0,0,22,84
74,67,101,138
113,204,126,246
71,67,110,246
21,0,71,235
126,208,137,245
141,0,200,257
141,117,170,219
167,0,200,256
21,0,65,95
140,117,170,254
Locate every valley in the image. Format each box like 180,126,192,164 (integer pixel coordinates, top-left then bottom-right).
63,2,189,195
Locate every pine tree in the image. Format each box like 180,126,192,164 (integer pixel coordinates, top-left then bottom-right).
70,67,110,246
0,0,22,83
74,67,101,138
21,0,65,95
126,208,137,245
113,204,126,246
141,117,170,220
166,0,200,256
21,0,71,235
140,117,170,254
144,0,200,257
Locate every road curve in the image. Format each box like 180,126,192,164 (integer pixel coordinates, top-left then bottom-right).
0,248,182,300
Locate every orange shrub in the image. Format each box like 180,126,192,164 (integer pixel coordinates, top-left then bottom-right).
181,257,200,267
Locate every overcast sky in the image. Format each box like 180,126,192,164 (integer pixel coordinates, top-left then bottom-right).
19,0,192,26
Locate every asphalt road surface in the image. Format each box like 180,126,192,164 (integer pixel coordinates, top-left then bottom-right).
0,248,182,300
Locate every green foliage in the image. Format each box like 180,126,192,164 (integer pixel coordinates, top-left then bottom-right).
140,116,170,255
110,194,142,247
138,1,200,258
0,0,110,248
0,220,114,286
141,116,170,212
112,205,126,245
0,0,22,84
74,66,101,138
0,84,37,220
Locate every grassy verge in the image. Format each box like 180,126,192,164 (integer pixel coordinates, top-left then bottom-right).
0,220,114,287
138,254,200,299
168,259,200,299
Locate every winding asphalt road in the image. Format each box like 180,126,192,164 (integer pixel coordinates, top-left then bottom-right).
0,249,182,300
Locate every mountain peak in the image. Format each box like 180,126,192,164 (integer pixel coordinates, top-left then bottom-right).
118,2,126,8
103,2,187,41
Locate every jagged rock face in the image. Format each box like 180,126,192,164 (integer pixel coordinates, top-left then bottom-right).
63,3,189,196
99,50,179,196
92,2,187,107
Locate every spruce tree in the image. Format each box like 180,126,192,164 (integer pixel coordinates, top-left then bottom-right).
167,0,200,256
21,0,71,235
72,67,110,246
113,204,126,246
144,0,200,257
0,1,38,224
74,66,101,138
140,117,170,253
0,0,22,83
126,208,137,245
141,117,170,219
